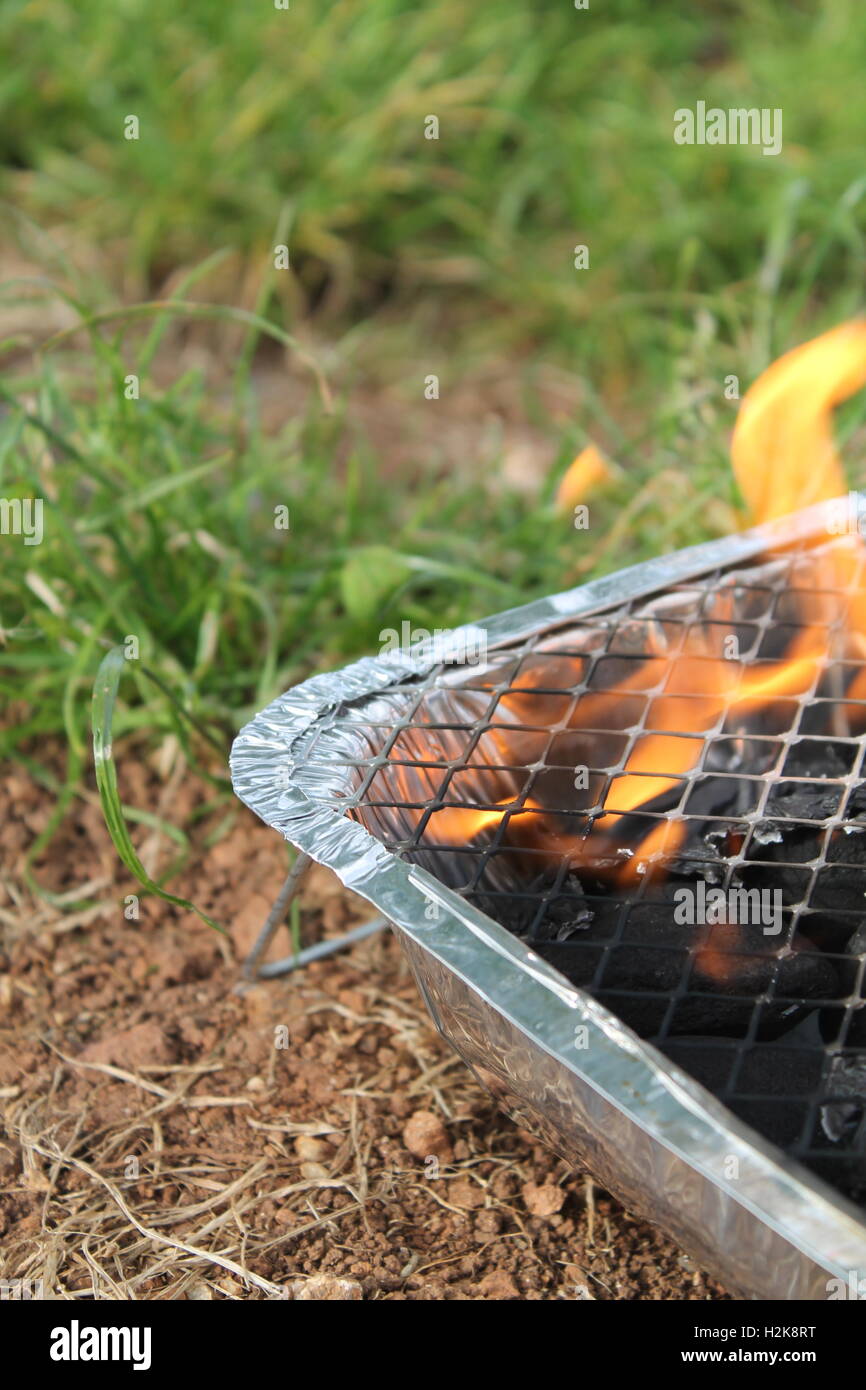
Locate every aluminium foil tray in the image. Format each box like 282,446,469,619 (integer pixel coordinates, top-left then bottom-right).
230,498,866,1300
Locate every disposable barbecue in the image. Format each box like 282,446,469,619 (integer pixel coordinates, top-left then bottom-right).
231,322,866,1299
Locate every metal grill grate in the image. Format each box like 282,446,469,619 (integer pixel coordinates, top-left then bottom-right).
306,536,866,1205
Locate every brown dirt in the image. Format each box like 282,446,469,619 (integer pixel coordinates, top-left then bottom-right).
0,745,731,1300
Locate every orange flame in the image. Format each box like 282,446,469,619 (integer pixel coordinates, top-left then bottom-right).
384,323,866,884
423,798,545,846
593,322,866,873
732,321,866,700
556,443,612,513
731,321,866,524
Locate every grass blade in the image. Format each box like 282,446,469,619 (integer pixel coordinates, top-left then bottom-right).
91,646,225,933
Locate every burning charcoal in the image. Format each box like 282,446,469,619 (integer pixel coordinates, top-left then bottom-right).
719,1075,819,1154
745,822,822,867
603,781,754,880
704,736,779,778
821,1001,866,1048
761,778,866,828
737,1039,826,1099
808,1057,866,1202
664,944,836,1039
402,625,866,1210
468,871,597,940
820,1055,866,1143
468,889,551,937
682,775,759,820
808,863,866,919
761,781,851,824
797,912,860,956
671,821,769,884
850,916,866,958
658,1036,739,1092
660,1035,824,1104
827,822,866,861
526,875,601,943
849,1012,866,1048
533,900,840,1040
661,1023,866,1204
781,740,859,780
661,1025,852,1178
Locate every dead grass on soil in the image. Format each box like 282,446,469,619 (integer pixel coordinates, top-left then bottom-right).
0,748,730,1300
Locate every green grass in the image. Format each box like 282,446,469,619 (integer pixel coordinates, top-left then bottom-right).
3,0,866,376
0,271,750,906
6,0,866,913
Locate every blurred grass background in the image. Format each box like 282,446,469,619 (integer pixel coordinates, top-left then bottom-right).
3,0,866,900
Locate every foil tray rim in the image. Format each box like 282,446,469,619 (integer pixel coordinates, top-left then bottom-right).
230,497,866,1283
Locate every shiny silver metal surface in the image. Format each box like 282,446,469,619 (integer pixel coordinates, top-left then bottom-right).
230,498,866,1300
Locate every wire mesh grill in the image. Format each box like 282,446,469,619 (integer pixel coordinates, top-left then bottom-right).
306,536,866,1205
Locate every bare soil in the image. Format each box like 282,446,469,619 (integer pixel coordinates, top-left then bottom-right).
0,747,731,1300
